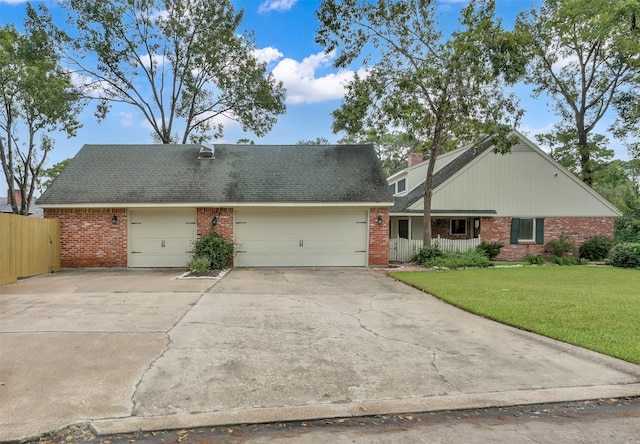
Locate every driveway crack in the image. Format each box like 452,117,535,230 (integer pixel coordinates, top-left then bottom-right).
129,291,208,415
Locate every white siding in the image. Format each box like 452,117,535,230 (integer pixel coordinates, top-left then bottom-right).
418,142,621,217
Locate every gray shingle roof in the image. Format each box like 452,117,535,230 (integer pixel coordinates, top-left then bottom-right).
391,137,494,213
37,144,394,206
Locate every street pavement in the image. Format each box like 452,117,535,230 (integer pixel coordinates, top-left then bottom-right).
1,268,639,442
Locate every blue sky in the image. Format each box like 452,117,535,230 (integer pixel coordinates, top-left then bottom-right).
0,0,629,177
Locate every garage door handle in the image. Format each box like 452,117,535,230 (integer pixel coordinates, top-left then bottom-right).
131,251,141,254
299,240,304,247
161,240,166,248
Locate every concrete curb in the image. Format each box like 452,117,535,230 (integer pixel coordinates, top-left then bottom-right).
90,384,640,436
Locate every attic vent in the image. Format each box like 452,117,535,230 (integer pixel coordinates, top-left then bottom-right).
198,144,215,159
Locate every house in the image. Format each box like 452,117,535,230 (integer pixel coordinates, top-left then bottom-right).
388,131,621,261
36,144,394,268
1,189,43,217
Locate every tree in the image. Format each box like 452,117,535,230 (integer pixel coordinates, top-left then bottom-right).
515,0,638,186
59,0,286,144
38,158,72,194
339,131,418,177
591,159,640,242
0,6,84,215
536,130,614,176
317,0,524,245
611,2,640,161
296,137,330,145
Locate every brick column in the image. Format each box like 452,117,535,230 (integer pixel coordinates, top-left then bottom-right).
369,207,390,267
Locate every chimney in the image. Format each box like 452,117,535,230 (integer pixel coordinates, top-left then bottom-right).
408,153,424,166
7,189,22,206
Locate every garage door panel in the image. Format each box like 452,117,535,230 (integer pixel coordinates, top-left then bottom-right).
235,208,368,267
128,209,196,268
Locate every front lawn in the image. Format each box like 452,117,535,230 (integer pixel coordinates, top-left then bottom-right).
389,267,640,365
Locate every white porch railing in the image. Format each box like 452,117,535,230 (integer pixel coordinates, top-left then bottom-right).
389,236,482,262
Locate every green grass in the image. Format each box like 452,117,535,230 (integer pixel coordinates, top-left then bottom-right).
389,267,640,365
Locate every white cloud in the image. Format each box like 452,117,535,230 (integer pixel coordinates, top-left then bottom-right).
258,0,297,13
253,47,283,65
69,71,116,98
140,53,167,69
0,0,28,4
271,50,364,104
117,112,137,128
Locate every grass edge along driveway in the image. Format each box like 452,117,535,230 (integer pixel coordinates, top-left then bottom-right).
389,267,640,365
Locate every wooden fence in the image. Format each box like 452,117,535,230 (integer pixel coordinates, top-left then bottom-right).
389,235,482,262
0,213,60,285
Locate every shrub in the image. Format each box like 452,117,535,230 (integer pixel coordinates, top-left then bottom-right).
579,235,614,260
544,233,577,258
550,256,588,266
476,241,504,260
191,230,234,269
431,251,492,269
524,255,545,265
413,247,491,269
608,243,640,269
189,257,211,275
411,245,444,265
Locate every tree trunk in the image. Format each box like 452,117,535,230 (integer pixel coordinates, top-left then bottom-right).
577,120,592,186
422,145,438,247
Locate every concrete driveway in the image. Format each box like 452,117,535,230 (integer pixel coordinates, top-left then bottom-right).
1,268,639,442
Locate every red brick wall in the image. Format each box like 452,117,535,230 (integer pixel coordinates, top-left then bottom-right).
44,208,127,267
480,216,616,261
369,208,390,266
196,208,235,266
196,208,234,243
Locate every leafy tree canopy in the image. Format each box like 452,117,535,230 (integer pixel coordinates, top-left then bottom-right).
317,0,524,244
0,5,84,215
515,0,639,185
57,0,286,144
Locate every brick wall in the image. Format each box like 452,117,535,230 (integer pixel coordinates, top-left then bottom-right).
369,208,390,266
196,208,235,266
196,208,234,242
480,216,616,261
44,208,127,267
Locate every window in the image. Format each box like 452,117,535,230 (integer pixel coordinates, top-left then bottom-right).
389,183,396,194
398,219,409,239
397,178,406,193
450,219,467,235
518,218,534,241
510,218,544,244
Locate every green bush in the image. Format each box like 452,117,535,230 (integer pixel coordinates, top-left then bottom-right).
411,245,444,265
476,241,505,260
550,256,588,266
579,236,614,260
413,247,491,269
191,230,234,269
524,255,545,265
544,233,577,257
608,243,640,269
189,257,211,274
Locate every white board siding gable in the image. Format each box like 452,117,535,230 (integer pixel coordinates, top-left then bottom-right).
412,136,621,217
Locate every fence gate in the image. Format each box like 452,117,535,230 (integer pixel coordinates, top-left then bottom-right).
0,214,60,285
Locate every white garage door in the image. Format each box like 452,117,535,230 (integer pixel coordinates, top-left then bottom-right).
235,208,368,267
128,208,197,267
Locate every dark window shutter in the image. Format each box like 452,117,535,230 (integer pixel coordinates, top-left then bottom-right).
536,218,544,244
510,218,520,244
